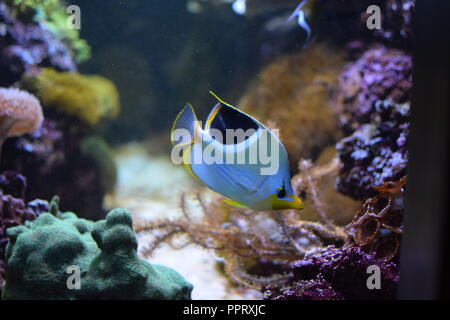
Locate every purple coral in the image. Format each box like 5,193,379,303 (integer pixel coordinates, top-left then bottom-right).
336,99,409,200
265,275,343,300
335,46,412,132
0,171,49,292
265,246,399,300
2,120,106,220
0,2,75,86
370,0,415,49
334,46,411,199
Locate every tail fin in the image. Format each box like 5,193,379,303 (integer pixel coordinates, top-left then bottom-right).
171,104,200,146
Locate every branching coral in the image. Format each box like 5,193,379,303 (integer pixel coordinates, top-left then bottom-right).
291,147,361,225
135,160,347,290
22,68,120,125
263,176,406,300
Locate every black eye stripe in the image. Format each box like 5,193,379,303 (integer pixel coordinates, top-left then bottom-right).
277,186,287,198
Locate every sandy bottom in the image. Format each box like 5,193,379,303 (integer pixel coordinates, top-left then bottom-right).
107,143,261,300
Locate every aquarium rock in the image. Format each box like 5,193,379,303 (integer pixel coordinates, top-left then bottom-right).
2,119,112,220
1,202,193,300
364,0,415,50
0,2,76,87
264,245,399,300
334,46,411,199
0,171,48,293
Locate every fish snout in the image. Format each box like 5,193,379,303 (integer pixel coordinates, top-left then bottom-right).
289,195,304,210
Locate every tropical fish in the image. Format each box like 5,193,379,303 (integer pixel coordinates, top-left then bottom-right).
171,92,304,211
288,0,312,47
232,0,313,47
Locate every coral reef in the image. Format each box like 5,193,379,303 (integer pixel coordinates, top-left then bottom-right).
239,43,344,168
363,0,415,50
22,68,120,125
135,169,347,290
4,0,90,63
1,119,111,220
291,147,361,226
0,171,49,293
334,46,411,200
334,46,412,133
264,245,399,300
2,119,64,176
0,2,76,86
336,100,409,200
80,136,117,194
345,177,406,262
2,198,193,299
263,176,406,300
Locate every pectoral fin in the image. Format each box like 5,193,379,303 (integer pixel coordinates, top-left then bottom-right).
223,199,249,209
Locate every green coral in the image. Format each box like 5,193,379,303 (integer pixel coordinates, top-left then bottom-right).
5,0,91,63
80,136,117,194
22,68,120,125
1,198,193,300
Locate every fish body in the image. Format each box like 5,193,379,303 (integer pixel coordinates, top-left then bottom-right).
171,92,303,211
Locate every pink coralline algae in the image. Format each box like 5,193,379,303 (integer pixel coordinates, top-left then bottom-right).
264,246,399,300
0,2,75,86
334,46,411,200
335,46,412,133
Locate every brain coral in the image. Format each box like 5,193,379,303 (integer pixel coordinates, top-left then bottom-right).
1,200,193,299
22,68,120,125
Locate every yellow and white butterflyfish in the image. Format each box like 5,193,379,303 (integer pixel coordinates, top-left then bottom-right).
171,92,304,211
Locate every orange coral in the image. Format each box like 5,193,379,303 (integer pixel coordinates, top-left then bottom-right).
239,43,344,168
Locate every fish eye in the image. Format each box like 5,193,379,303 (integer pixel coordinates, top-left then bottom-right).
276,185,287,199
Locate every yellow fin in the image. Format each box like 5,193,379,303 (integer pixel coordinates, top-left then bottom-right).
209,91,238,109
223,199,249,209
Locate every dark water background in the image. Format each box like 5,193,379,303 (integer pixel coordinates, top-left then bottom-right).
73,0,266,144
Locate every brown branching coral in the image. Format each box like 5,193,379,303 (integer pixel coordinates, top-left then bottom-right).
291,150,361,226
344,176,406,262
135,159,348,290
